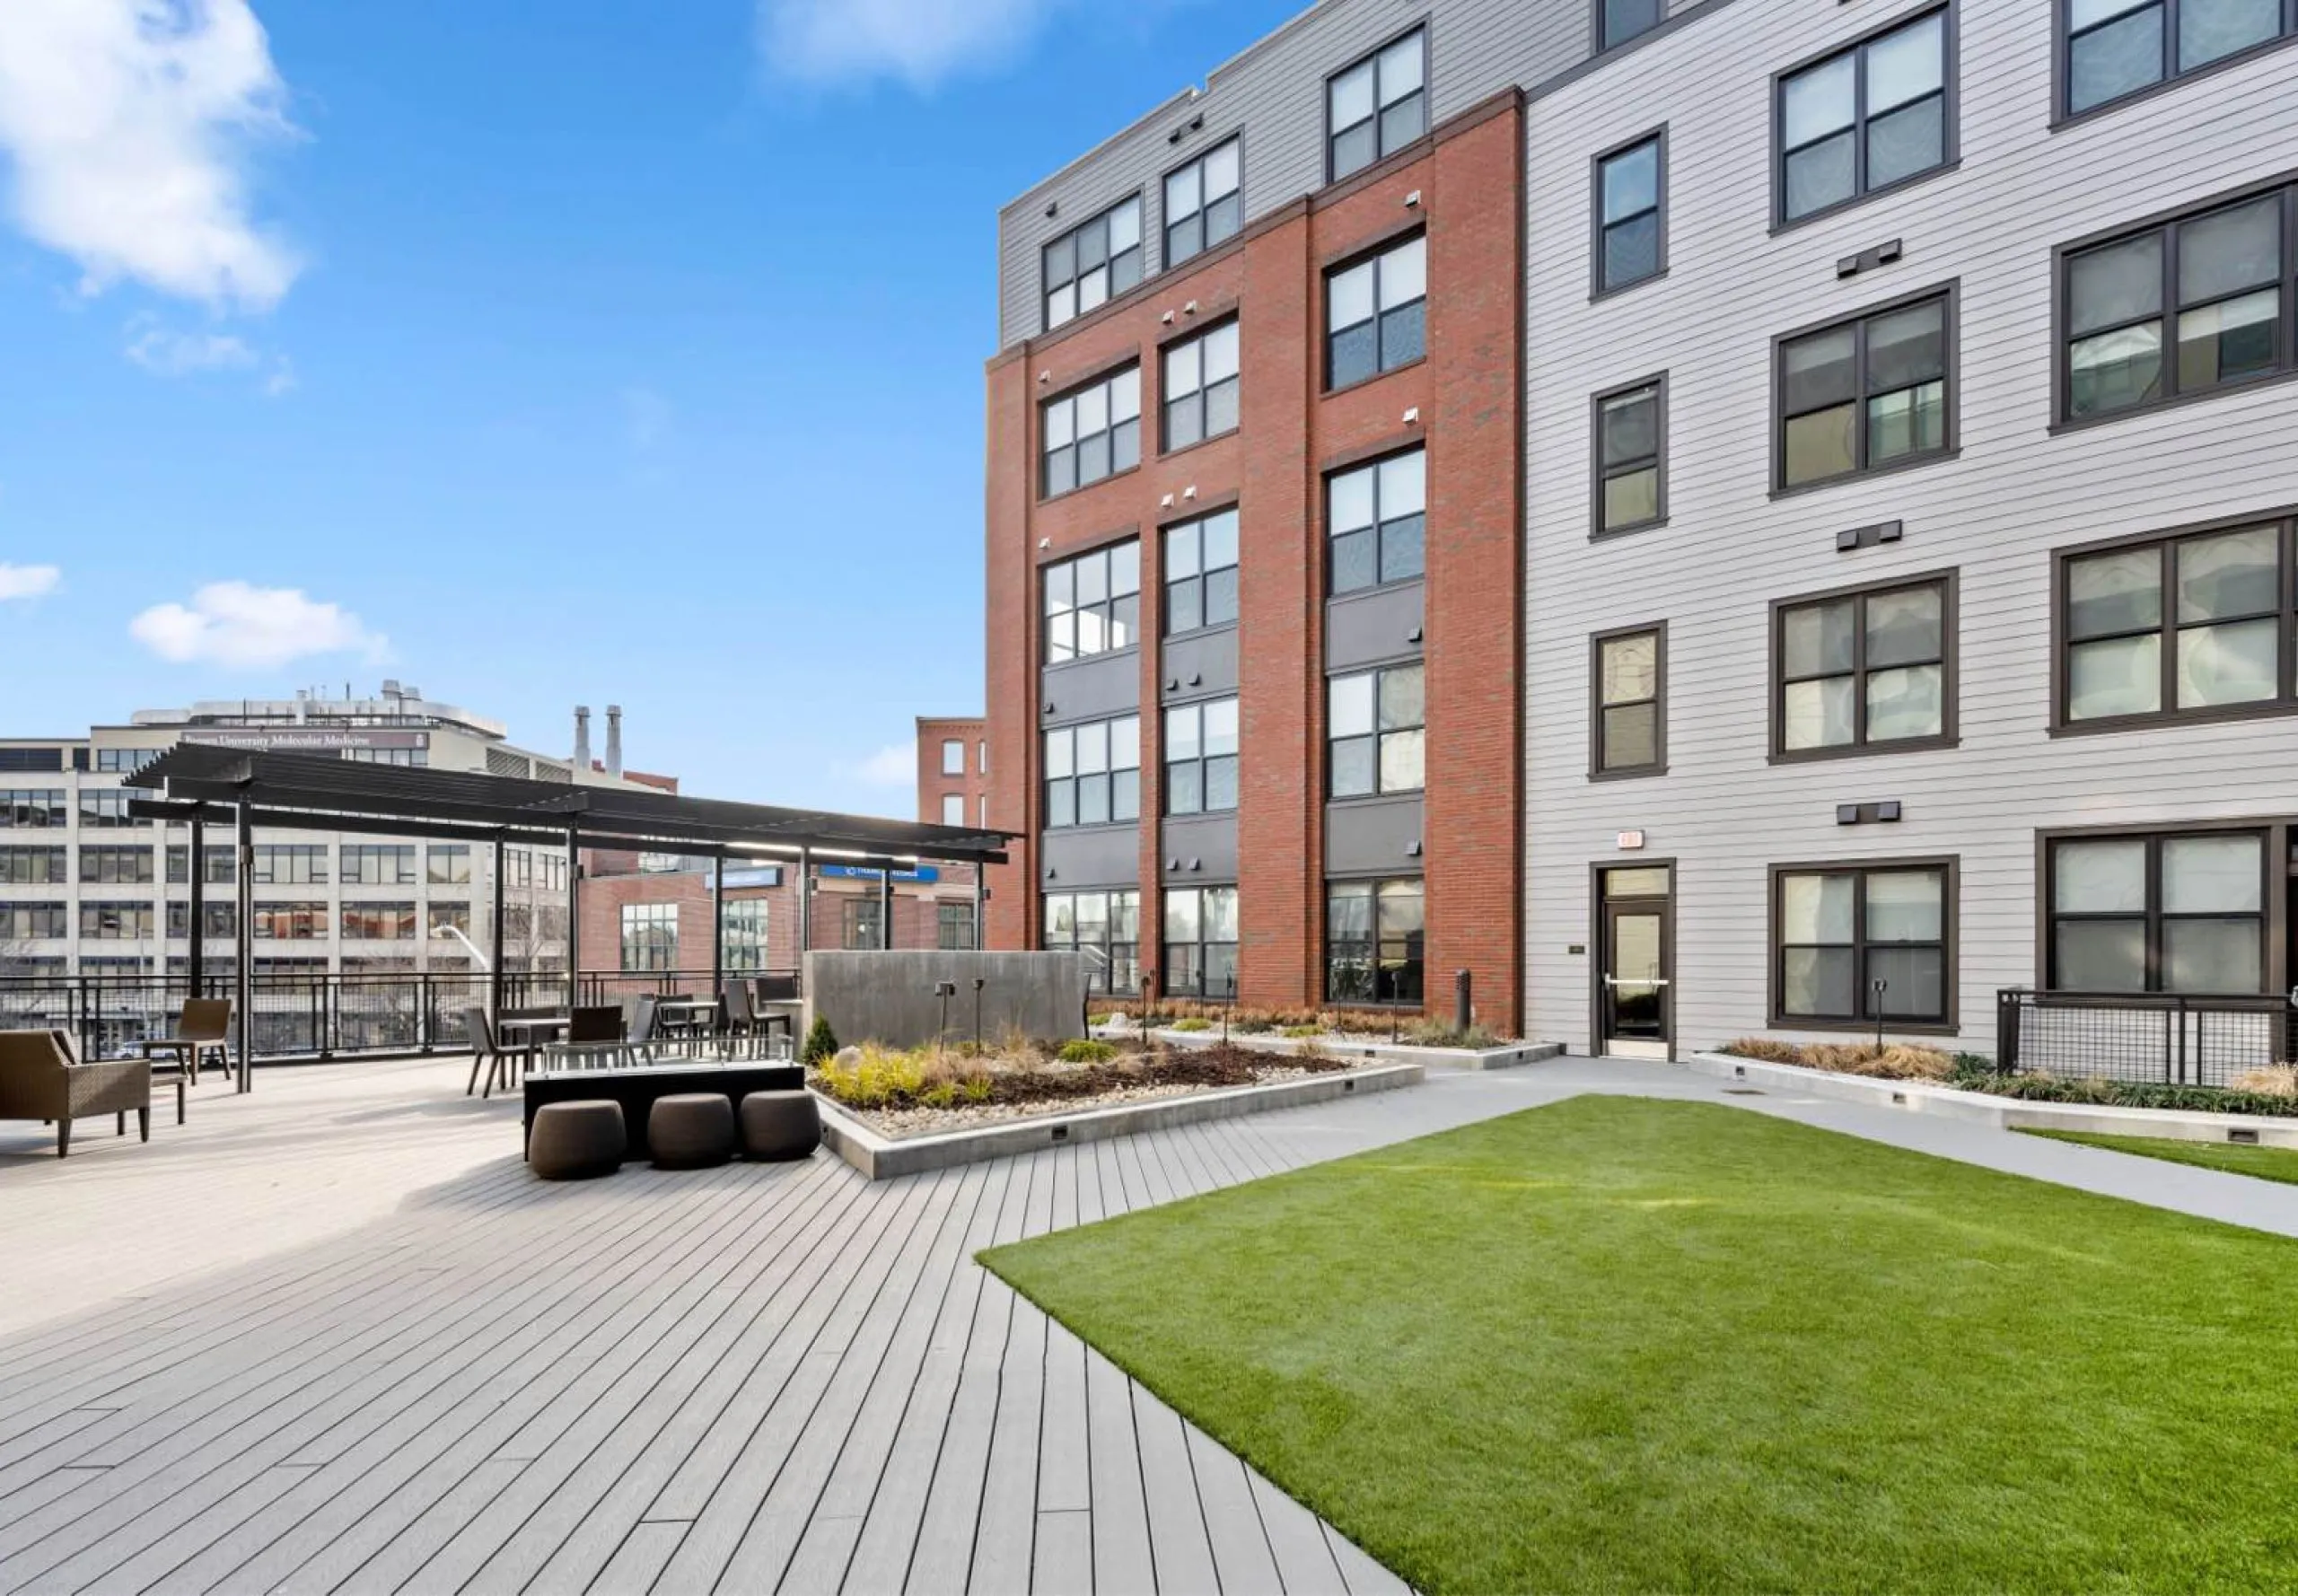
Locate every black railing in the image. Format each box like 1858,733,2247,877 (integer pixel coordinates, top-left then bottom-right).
1996,988,2294,1087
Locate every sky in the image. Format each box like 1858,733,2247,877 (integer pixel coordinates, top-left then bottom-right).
0,0,1302,814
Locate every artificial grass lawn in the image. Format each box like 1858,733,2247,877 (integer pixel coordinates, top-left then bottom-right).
978,1098,2298,1594
2021,1127,2298,1188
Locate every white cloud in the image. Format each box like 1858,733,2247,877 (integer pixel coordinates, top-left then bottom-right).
123,320,259,374
0,0,302,311
0,564,61,601
130,581,387,669
847,741,917,788
759,0,1063,86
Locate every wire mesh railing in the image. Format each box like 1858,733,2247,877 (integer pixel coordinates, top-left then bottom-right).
1996,988,2294,1087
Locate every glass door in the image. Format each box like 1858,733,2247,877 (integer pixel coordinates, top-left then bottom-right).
1599,865,1672,1059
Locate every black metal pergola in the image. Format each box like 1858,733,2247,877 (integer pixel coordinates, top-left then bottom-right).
127,744,1012,1091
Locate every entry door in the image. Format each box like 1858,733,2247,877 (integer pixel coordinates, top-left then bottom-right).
1601,899,1671,1059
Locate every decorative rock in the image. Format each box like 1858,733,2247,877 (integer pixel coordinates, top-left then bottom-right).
831,1046,864,1069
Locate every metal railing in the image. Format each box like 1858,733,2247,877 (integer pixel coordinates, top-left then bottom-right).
1996,988,2294,1086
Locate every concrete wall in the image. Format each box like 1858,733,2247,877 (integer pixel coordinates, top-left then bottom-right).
803,950,1090,1050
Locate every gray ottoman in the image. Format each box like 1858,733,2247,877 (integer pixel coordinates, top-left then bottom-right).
649,1092,736,1170
740,1090,821,1161
529,1101,625,1180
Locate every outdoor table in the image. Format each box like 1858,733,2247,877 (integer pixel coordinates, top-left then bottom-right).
496,1015,568,1083
522,1052,806,1161
655,999,717,1051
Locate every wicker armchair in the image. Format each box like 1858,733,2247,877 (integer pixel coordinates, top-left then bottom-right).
0,1030,153,1158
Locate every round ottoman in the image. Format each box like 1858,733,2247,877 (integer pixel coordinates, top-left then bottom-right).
740,1090,821,1162
529,1101,625,1180
649,1092,736,1170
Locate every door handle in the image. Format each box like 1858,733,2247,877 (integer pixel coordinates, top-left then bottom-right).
1602,978,1670,987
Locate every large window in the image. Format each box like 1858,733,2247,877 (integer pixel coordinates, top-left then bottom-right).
1042,541,1141,662
942,740,965,776
95,747,162,775
78,789,142,829
1164,697,1240,815
621,903,679,970
2062,183,2292,423
2060,519,2294,726
1041,366,1140,498
1328,235,1425,390
1601,0,1663,48
1043,715,1142,829
2064,0,2293,117
78,845,153,884
727,899,770,971
841,898,884,951
1775,576,1952,757
1165,508,1240,635
170,902,237,940
1163,886,1240,999
342,902,418,941
427,845,470,886
427,903,471,937
1326,878,1425,1004
942,794,966,826
937,902,976,951
1595,134,1665,294
252,844,328,885
1043,197,1143,332
1164,136,1241,265
1777,290,1953,489
0,902,68,939
1043,890,1140,993
1594,379,1664,534
1329,664,1425,797
1162,321,1240,452
167,845,235,884
1773,863,1952,1026
341,844,417,886
254,903,329,941
1329,450,1425,594
1776,10,1951,224
0,790,66,829
1593,627,1666,776
1328,30,1425,180
2048,829,2265,992
0,847,67,884
81,902,157,941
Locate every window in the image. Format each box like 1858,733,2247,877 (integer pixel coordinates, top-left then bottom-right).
978,741,989,775
726,899,770,971
1594,379,1664,533
1162,322,1240,451
0,902,68,939
1329,665,1425,796
1164,697,1240,815
79,846,153,884
1164,136,1241,265
1775,577,1952,756
428,903,471,937
1043,715,1142,828
167,845,235,884
343,902,418,941
80,903,157,941
78,788,142,829
621,903,679,970
0,749,63,773
1327,235,1425,389
1329,450,1426,594
253,902,327,941
0,790,66,829
1041,367,1141,496
539,854,569,892
2060,519,2294,726
938,902,976,951
252,845,328,885
979,795,991,829
427,845,471,886
1595,134,1665,294
942,740,965,776
1326,878,1425,1004
2064,0,2293,117
1601,0,1663,48
1042,541,1141,662
2062,184,2292,422
2048,829,2265,992
168,902,236,940
1162,886,1240,999
95,747,162,775
539,903,570,940
1042,197,1144,332
1773,863,1952,1025
0,847,67,884
1777,11,1951,224
1329,30,1425,180
942,794,967,826
341,844,417,885
1593,627,1666,776
841,898,884,951
1042,890,1141,993
1165,509,1239,636
342,745,427,767
1777,290,1953,489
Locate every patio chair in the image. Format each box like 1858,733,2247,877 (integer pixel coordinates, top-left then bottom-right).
722,981,759,1049
0,1030,153,1158
136,998,232,1087
568,1006,624,1045
463,1007,520,1099
628,996,662,1065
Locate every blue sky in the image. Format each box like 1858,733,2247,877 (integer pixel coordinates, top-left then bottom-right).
0,0,1300,813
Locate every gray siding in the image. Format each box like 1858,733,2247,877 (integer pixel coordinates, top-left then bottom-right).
1160,814,1240,882
1041,653,1141,727
1327,797,1424,877
1041,827,1141,892
1161,627,1239,699
1327,583,1425,671
1519,0,2298,1053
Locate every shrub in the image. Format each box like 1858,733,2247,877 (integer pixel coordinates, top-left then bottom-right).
1956,1072,2298,1119
1721,1039,1955,1081
1280,1023,1323,1039
1088,1013,1116,1029
1171,1017,1213,1032
1401,1019,1503,1050
2232,1065,2298,1099
1721,1038,1805,1065
920,1083,960,1109
1057,1039,1118,1065
800,1014,840,1067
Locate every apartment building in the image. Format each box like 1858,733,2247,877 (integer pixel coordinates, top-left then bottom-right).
988,0,2298,1053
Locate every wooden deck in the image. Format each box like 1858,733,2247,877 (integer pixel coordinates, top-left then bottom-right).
0,1055,1560,1595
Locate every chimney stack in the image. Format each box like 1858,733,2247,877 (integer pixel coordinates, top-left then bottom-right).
574,706,592,771
605,706,623,781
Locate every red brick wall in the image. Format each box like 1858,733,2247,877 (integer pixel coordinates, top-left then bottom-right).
916,715,990,828
576,869,980,971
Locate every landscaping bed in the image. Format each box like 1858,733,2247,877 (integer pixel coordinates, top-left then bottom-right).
1721,1039,2298,1118
2019,1127,2298,1187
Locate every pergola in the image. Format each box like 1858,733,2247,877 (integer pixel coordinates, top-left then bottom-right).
127,743,1012,1090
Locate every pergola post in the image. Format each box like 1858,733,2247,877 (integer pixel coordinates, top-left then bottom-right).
490,834,506,1017
973,866,987,951
565,821,581,1006
797,847,812,969
235,800,254,1094
879,866,893,951
188,813,206,997
712,852,726,1005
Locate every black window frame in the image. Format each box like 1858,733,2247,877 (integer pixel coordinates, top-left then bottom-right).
1041,539,1143,664
2054,177,2297,429
1161,318,1241,453
1772,4,1958,232
1324,876,1425,1006
0,901,69,939
1041,889,1142,995
80,901,158,942
1328,662,1426,799
1325,26,1429,184
1591,623,1668,779
1768,857,1959,1031
1162,696,1240,817
1162,134,1243,267
936,901,976,951
620,902,680,970
1041,714,1143,831
1324,232,1426,392
340,843,417,886
251,844,328,886
1162,884,1240,1001
1327,446,1427,596
342,901,419,942
2055,0,2298,123
1041,194,1145,334
0,790,66,829
2043,825,2272,995
1770,572,1959,763
1596,0,1665,51
1773,282,1959,494
0,846,67,885
1163,506,1241,637
2051,512,2298,733
77,788,143,829
78,844,154,885
1592,374,1667,536
1040,364,1143,500
1592,128,1667,299
426,845,470,886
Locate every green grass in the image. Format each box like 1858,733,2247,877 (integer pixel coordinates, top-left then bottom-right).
979,1098,2298,1594
2021,1127,2298,1187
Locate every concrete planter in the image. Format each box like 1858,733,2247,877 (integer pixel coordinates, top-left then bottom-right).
1102,1025,1563,1072
814,1062,1423,1180
1686,1051,2298,1148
